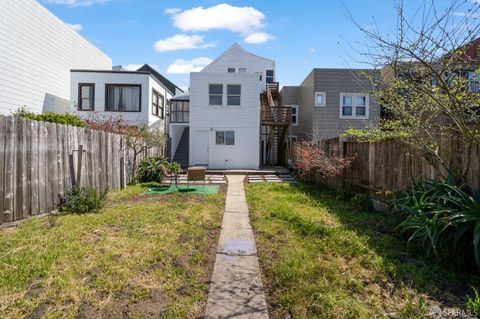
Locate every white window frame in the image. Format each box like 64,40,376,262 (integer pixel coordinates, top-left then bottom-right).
215,130,235,145
287,105,298,126
339,93,369,119
239,68,247,73
315,92,326,107
209,84,223,106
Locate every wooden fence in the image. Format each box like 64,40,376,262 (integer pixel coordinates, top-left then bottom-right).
296,137,480,193
0,116,162,226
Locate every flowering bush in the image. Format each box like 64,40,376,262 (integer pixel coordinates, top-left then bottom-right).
294,142,353,182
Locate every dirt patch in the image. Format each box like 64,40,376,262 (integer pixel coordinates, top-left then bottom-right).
177,233,191,244
127,288,167,318
76,300,101,319
27,302,49,319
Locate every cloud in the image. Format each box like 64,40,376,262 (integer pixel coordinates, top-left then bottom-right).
168,4,265,35
164,8,181,14
309,48,316,53
166,57,213,74
67,23,83,31
244,32,275,44
154,34,216,53
43,0,110,6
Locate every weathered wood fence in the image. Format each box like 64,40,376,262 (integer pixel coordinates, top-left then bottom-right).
0,116,162,226
296,137,480,193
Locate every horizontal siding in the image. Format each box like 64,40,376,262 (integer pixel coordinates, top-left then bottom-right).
0,0,112,115
297,71,315,141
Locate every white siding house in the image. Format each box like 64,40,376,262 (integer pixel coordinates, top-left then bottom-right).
0,0,112,115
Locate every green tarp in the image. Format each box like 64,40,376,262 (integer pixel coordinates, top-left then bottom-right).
144,185,220,195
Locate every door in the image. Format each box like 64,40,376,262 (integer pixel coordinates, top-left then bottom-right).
193,130,209,166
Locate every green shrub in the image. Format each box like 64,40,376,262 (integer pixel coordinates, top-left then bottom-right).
351,193,373,211
59,186,107,214
136,156,167,183
167,161,183,174
13,107,86,127
467,288,480,314
395,178,480,269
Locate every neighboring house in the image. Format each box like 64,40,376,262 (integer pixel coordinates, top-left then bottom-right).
0,0,112,115
168,43,288,169
280,69,381,141
70,64,182,131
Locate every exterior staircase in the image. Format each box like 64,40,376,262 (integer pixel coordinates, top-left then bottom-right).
173,127,189,168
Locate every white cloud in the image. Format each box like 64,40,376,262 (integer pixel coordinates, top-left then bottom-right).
43,0,110,6
164,8,181,14
168,4,265,35
309,48,316,53
244,32,275,44
154,34,216,53
166,57,213,74
67,23,83,31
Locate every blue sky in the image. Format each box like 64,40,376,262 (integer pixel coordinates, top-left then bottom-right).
42,0,463,89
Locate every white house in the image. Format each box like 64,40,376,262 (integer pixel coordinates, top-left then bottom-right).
169,43,277,169
0,0,112,115
70,64,182,130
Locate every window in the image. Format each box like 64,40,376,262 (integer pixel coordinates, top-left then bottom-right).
467,71,479,93
315,92,326,107
228,68,236,73
105,84,141,112
227,85,241,106
266,70,274,83
78,84,94,111
289,136,297,144
340,93,369,119
170,100,190,123
209,84,223,105
239,68,247,73
215,130,235,145
152,90,164,118
290,105,298,125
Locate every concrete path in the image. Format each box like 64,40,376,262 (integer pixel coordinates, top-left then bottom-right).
205,175,269,319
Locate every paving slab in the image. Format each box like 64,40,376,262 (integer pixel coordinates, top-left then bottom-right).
217,228,256,255
222,212,252,230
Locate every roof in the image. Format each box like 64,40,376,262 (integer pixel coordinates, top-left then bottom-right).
202,43,274,72
137,64,183,95
171,92,190,101
70,69,151,75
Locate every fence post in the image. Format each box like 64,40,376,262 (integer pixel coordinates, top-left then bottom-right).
76,144,83,187
368,143,375,189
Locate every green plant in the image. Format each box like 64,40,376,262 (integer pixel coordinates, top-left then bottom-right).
351,193,373,211
13,106,86,127
467,288,480,314
59,186,107,214
167,162,182,174
136,156,167,183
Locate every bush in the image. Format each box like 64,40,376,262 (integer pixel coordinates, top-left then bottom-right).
394,178,480,270
59,186,107,214
136,156,167,183
351,193,373,211
13,107,86,127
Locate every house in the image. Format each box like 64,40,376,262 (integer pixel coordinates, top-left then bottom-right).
280,69,381,141
168,43,291,169
0,0,112,115
70,64,183,131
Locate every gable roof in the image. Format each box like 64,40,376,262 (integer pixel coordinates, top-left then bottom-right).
202,43,274,72
136,64,183,95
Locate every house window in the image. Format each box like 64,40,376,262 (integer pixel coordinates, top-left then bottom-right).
78,84,94,111
215,130,235,145
227,85,241,106
239,68,247,73
266,70,274,83
315,92,326,107
209,84,223,105
290,105,298,125
170,100,190,123
152,90,164,118
228,68,236,73
105,84,141,112
340,93,369,119
467,71,479,93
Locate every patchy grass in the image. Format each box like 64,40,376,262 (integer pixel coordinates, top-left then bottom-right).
246,183,480,319
0,184,224,318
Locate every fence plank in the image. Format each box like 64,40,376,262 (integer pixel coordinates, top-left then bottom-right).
0,116,6,222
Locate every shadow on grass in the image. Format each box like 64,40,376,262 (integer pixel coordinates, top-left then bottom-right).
282,182,479,308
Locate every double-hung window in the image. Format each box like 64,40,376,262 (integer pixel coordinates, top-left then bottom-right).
227,85,241,106
215,131,235,145
106,84,141,112
209,84,223,106
152,90,164,118
467,71,479,93
290,105,298,125
315,92,326,107
78,84,95,111
340,93,369,119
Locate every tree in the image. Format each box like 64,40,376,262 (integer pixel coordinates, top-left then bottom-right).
347,0,480,181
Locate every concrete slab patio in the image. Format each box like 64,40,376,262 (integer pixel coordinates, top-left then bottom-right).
205,175,269,319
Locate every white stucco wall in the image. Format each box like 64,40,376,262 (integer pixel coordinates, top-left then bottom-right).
70,71,169,130
189,72,261,169
0,0,112,115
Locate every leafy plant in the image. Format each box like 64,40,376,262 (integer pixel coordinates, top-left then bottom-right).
136,156,167,184
59,186,107,214
167,162,183,174
467,288,480,314
13,106,86,127
351,193,373,211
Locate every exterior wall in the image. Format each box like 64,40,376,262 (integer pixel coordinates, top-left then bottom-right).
170,125,185,158
70,71,167,130
279,86,303,139
311,69,380,139
0,0,112,115
296,71,316,141
189,72,260,169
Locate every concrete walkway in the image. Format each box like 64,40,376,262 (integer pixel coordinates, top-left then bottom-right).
205,175,269,319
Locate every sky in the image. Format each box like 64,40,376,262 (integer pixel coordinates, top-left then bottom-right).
41,0,473,90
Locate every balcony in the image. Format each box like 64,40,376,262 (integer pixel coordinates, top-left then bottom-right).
261,106,292,126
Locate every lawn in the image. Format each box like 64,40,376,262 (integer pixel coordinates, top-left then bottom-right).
0,184,224,318
246,182,480,319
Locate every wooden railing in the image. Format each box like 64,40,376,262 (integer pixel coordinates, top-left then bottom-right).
267,81,279,95
261,107,292,125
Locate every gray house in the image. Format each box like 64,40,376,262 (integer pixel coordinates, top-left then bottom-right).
280,68,381,142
